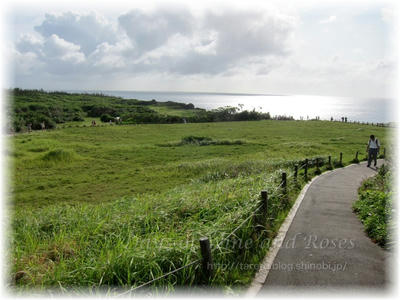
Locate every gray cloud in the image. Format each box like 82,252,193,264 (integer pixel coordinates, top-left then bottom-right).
204,9,294,60
14,6,296,77
118,6,194,54
116,7,296,75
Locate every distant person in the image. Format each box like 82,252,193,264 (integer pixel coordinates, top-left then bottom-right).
27,123,32,133
366,134,380,167
91,120,96,126
40,122,45,130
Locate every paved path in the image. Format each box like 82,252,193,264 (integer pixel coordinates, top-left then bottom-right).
258,160,389,293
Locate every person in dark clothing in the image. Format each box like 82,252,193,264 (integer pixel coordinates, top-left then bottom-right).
366,134,380,167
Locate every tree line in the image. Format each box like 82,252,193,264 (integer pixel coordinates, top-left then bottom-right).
5,89,293,133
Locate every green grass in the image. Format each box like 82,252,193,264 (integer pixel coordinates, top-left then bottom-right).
8,120,389,207
8,120,391,293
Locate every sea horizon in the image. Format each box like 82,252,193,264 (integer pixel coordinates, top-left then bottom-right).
62,89,394,123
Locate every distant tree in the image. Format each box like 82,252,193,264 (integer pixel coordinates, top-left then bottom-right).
100,114,113,123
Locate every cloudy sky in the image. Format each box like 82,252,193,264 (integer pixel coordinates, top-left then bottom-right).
2,0,398,98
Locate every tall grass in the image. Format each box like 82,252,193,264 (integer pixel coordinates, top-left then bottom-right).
11,159,330,294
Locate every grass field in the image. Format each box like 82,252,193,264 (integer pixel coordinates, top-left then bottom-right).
7,120,390,293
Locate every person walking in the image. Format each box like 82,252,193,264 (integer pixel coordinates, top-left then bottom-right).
366,134,380,167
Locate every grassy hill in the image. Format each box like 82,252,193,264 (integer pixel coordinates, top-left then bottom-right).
8,118,391,293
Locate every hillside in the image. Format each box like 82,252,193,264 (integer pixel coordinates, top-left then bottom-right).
5,89,273,133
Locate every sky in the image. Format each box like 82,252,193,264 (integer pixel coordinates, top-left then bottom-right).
1,0,398,98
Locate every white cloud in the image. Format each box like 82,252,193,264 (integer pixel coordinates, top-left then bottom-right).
34,11,119,55
15,33,43,54
9,2,396,98
14,7,296,77
121,7,297,75
88,38,133,70
12,49,43,76
319,15,336,24
14,33,85,75
43,34,85,64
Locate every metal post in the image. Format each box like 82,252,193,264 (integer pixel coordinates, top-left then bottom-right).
199,237,213,283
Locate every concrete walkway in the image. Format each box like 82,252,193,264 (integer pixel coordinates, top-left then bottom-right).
258,160,389,293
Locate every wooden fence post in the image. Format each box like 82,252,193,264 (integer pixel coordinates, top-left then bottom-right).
199,237,213,284
384,147,386,158
340,152,343,165
328,155,331,165
304,159,308,179
282,172,287,190
355,151,358,161
261,190,268,217
294,165,298,180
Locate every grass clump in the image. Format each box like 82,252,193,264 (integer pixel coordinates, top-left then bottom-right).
159,135,246,147
42,149,77,164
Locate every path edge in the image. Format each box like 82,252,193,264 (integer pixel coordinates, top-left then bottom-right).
244,162,370,297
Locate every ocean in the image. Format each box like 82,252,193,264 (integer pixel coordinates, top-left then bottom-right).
70,90,394,123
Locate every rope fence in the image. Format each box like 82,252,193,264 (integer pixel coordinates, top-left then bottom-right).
117,259,202,296
117,150,385,294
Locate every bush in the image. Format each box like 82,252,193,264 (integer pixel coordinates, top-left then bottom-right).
100,114,113,123
72,114,84,121
30,115,56,130
353,190,390,246
353,166,392,247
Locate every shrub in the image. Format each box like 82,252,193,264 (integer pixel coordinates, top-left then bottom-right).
182,136,212,145
100,114,113,123
353,166,392,247
72,114,84,121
